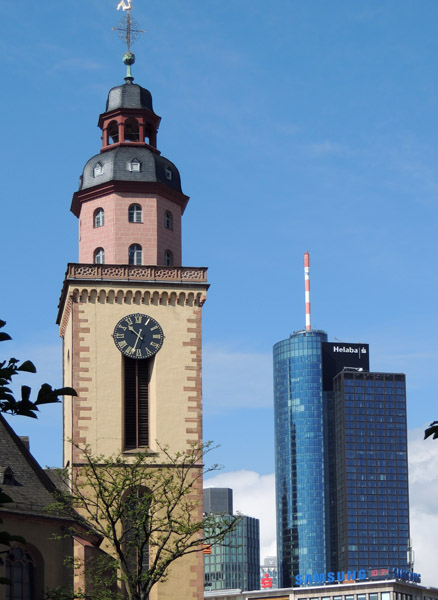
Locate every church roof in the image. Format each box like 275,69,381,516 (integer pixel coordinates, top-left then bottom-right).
105,82,154,112
0,414,65,519
78,146,183,193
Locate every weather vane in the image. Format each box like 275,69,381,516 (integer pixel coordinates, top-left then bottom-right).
113,1,145,81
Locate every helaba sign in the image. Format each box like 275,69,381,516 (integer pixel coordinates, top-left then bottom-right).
294,567,421,587
321,341,370,391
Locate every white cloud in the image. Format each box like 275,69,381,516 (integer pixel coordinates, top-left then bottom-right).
204,431,438,587
203,346,272,413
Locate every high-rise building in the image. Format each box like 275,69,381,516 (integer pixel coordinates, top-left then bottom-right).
204,488,260,592
273,256,411,587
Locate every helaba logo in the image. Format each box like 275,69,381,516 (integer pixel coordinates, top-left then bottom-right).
333,346,367,356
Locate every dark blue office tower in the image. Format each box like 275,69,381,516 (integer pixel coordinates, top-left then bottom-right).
273,330,411,587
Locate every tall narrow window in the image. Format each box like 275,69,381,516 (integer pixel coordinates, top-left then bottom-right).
124,118,140,142
94,208,104,228
129,244,142,265
164,210,173,230
124,358,150,449
108,120,119,144
6,548,36,600
129,204,142,223
94,247,105,264
164,250,173,266
123,487,150,585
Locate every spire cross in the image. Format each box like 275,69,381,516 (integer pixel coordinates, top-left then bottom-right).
113,2,145,53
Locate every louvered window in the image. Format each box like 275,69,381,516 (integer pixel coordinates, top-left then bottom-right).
124,357,150,450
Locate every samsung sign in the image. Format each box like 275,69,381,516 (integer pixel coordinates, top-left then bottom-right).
321,341,370,391
294,568,421,587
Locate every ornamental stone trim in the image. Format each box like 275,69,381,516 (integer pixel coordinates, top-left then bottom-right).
65,263,207,282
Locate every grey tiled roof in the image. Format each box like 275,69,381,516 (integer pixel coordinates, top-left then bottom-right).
0,415,60,518
105,83,154,112
79,146,183,193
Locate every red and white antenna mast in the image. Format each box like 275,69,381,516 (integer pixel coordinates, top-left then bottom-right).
304,252,311,331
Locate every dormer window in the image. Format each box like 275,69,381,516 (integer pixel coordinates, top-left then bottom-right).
128,159,141,172
165,167,172,180
94,208,104,228
2,466,16,486
93,162,104,178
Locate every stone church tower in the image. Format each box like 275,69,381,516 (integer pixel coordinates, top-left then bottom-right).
56,50,207,598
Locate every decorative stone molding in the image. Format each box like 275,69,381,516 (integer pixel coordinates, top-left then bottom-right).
65,263,207,282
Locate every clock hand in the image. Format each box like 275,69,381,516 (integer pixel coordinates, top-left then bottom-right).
132,328,143,351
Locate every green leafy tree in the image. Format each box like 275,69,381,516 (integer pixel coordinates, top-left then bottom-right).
48,443,239,600
424,421,438,440
0,319,77,566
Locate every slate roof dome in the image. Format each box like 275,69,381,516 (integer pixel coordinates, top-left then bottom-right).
106,82,154,112
79,146,183,193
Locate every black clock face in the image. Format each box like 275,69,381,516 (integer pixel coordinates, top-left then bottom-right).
113,313,164,359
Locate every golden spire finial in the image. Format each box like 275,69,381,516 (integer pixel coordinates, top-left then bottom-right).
113,1,145,81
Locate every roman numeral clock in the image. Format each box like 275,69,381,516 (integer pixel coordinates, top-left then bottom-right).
113,313,164,359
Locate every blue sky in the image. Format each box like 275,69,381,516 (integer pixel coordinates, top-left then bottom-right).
1,0,438,582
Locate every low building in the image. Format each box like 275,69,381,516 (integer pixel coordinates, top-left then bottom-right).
204,573,438,600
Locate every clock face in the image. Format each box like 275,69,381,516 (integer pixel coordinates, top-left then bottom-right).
113,313,164,359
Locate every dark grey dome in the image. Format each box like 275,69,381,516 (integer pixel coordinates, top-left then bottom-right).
79,146,183,193
106,83,154,112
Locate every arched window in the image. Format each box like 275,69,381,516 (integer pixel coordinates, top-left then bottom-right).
129,244,142,265
108,120,119,144
93,162,103,178
94,248,105,264
164,210,173,230
94,208,104,228
128,204,142,223
164,250,173,267
124,118,140,142
127,158,141,172
5,548,36,600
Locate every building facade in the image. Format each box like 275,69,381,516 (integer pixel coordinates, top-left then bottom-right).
273,330,331,586
57,60,208,599
204,574,437,600
204,488,260,592
273,332,410,587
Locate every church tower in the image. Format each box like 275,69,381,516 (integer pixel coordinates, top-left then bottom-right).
56,18,207,599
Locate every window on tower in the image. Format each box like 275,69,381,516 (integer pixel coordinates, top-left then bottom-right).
129,244,142,265
108,120,119,144
94,247,105,264
164,210,173,230
124,357,150,449
164,250,173,266
94,208,104,228
124,117,140,142
128,204,142,223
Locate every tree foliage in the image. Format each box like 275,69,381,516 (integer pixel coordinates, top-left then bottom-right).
0,319,77,585
49,443,239,600
0,319,76,418
424,421,438,440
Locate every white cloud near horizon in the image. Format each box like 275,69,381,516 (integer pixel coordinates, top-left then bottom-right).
205,428,438,587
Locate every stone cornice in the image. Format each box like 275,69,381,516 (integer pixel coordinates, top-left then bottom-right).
57,263,209,327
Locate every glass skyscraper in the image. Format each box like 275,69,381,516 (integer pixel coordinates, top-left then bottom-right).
273,330,331,587
273,331,411,588
204,488,260,592
333,370,410,571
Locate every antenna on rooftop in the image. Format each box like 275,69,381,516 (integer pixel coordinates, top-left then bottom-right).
304,252,311,331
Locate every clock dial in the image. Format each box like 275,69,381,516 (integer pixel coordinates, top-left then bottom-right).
113,313,164,359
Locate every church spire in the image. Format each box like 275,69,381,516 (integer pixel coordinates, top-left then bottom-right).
112,1,145,82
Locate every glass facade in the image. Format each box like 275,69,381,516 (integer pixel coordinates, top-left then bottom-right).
273,330,331,587
204,515,260,591
333,371,410,571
